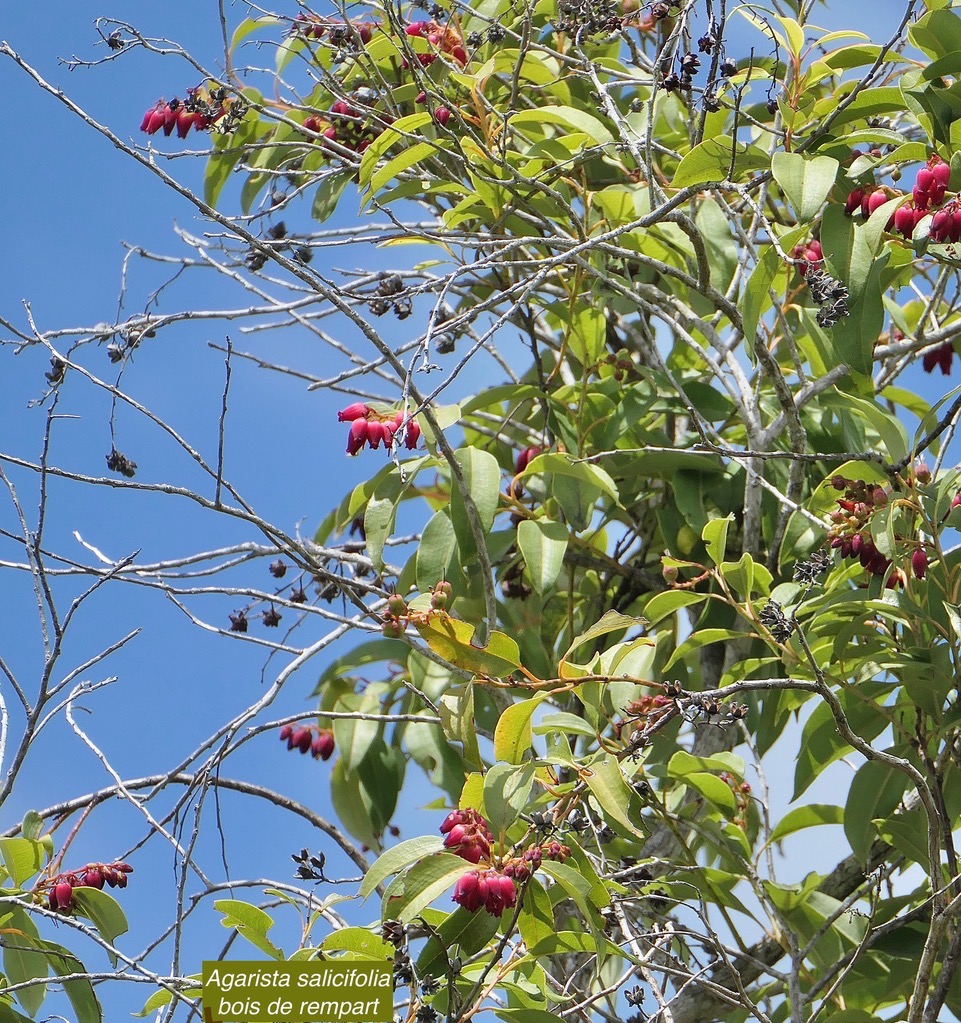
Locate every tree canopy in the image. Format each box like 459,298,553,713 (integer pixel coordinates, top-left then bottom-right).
4,1,961,1022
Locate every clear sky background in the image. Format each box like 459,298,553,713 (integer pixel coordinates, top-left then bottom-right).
0,1,954,1020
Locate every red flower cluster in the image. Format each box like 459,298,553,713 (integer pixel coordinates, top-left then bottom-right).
403,19,468,66
45,861,133,913
792,239,823,276
923,341,956,375
338,403,421,455
843,154,951,239
453,868,517,916
440,808,493,864
280,723,336,760
502,840,570,881
827,475,931,587
316,98,394,155
141,86,231,139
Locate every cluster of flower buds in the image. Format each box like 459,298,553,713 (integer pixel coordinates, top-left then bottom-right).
440,808,493,864
843,154,952,240
403,20,468,66
338,403,422,455
792,239,823,276
613,693,673,739
826,476,924,586
315,96,393,155
923,341,956,375
719,773,752,828
45,861,133,913
292,14,376,46
452,868,517,916
141,85,235,139
279,723,336,760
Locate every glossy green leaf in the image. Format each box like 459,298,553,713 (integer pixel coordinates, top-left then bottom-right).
516,877,555,950
417,510,457,592
322,928,394,959
2,908,46,1016
214,899,284,959
43,940,102,1023
516,520,568,594
0,839,44,887
360,836,445,899
494,694,547,764
580,754,645,838
414,611,522,677
71,888,129,964
483,762,537,835
672,136,770,187
771,152,839,222
702,514,733,567
417,905,500,976
312,169,354,223
382,853,473,923
769,804,845,844
439,683,483,769
510,106,614,145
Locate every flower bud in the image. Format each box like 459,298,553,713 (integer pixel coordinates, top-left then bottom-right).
51,881,74,912
337,402,371,422
912,548,928,580
346,418,369,455
311,730,336,760
82,868,105,889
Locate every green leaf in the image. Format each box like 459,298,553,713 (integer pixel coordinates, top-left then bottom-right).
449,446,501,558
769,804,845,844
495,1011,566,1023
417,511,457,592
560,610,645,668
516,878,556,951
494,694,547,764
517,521,569,594
364,469,408,572
43,940,102,1023
672,136,770,188
771,152,839,222
370,141,441,196
382,853,473,923
522,453,619,501
2,908,46,1016
742,243,789,356
580,754,645,838
332,690,382,773
71,888,128,964
483,762,537,835
417,905,500,976
358,112,433,191
668,751,745,778
311,170,354,223
0,839,45,887
510,106,614,146
360,836,445,899
414,611,523,677
663,628,745,671
322,927,394,959
214,899,284,959
702,514,733,567
439,684,483,769
844,760,910,864
18,812,42,842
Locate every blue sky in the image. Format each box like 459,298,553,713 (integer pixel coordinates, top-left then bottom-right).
0,0,954,1019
